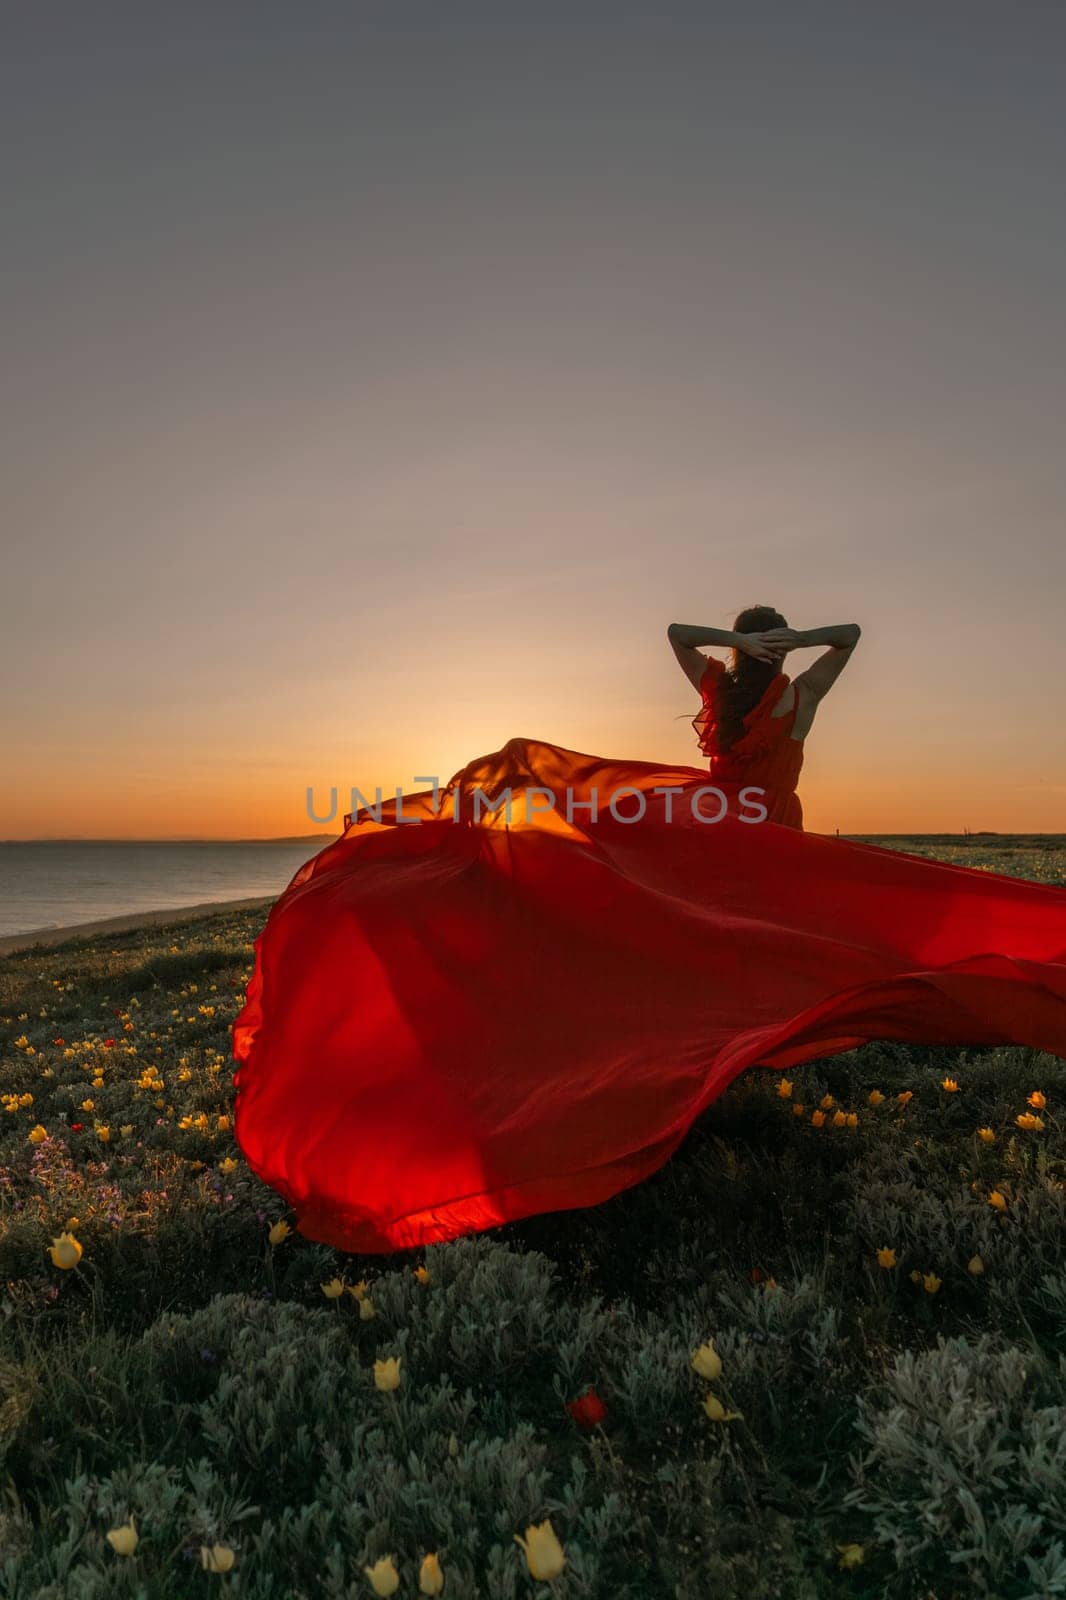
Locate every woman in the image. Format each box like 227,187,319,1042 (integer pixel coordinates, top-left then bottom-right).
232,608,1066,1255
667,604,862,830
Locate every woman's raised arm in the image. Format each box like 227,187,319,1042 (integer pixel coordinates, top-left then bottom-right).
763,623,861,702
667,621,786,690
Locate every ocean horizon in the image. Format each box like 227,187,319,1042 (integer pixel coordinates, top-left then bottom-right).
0,839,338,938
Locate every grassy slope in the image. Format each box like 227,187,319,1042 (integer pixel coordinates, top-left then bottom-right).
0,838,1064,1598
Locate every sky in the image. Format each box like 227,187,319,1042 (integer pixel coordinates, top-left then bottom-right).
3,1,1065,838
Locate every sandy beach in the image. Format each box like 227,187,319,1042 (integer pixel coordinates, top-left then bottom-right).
0,894,277,957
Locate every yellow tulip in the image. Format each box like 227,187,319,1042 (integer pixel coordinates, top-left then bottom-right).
820,1094,835,1110
691,1341,722,1381
1016,1113,1045,1131
29,1125,49,1144
268,1220,291,1246
832,1110,847,1128
777,1078,793,1099
792,1102,805,1116
941,1078,959,1093
898,1090,913,1105
1028,1090,1047,1109
978,1127,996,1144
703,1392,743,1422
514,1519,566,1581
845,1112,859,1128
48,1232,82,1269
359,1295,377,1321
219,1157,238,1174
413,1265,431,1284
419,1552,445,1595
811,1110,825,1127
321,1278,345,1299
200,1544,236,1572
922,1273,941,1295
373,1357,402,1392
96,1125,110,1143
837,1543,865,1570
119,1124,134,1137
989,1190,1008,1212
348,1278,370,1300
364,1556,400,1596
876,1247,897,1269
106,1517,138,1555
868,1089,885,1106
968,1254,985,1275
81,1099,95,1112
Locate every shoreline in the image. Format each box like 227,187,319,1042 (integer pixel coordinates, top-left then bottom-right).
0,895,277,957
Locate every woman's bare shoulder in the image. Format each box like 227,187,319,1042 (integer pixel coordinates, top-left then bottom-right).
770,680,795,718
772,678,819,741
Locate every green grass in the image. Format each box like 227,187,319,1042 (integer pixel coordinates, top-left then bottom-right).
1,837,1064,1597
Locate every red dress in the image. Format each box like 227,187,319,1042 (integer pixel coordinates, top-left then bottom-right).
232,665,1066,1254
692,656,804,828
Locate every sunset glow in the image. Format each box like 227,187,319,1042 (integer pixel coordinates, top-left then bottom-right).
4,8,1064,839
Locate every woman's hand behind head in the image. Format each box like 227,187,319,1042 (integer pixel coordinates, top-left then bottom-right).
736,630,789,664
759,627,805,655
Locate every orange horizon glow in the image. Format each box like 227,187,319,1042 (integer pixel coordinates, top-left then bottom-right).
6,675,1065,840
6,568,1065,839
6,607,1066,838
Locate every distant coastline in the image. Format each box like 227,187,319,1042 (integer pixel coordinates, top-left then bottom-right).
0,838,336,943
7,835,1066,857
0,834,339,845
0,894,278,957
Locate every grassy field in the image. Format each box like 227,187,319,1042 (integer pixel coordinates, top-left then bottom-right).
1,837,1065,1598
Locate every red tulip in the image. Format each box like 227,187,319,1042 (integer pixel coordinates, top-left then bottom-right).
566,1385,607,1429
71,1123,83,1132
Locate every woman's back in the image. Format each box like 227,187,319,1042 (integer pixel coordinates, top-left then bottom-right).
694,657,805,828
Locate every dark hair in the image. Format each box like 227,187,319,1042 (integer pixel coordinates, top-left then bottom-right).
712,604,788,753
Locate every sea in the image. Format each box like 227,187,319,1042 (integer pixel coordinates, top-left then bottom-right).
0,839,338,939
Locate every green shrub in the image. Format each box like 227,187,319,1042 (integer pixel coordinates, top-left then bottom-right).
846,1332,1066,1597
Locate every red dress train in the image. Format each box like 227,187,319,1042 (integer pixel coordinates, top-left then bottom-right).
232,661,1066,1254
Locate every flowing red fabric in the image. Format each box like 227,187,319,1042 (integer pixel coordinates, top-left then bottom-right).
232,663,1066,1255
